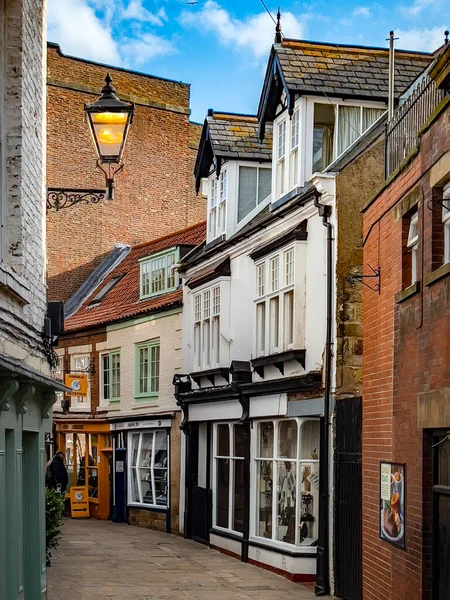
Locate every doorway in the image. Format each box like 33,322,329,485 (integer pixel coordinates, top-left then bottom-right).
432,431,450,600
187,422,212,545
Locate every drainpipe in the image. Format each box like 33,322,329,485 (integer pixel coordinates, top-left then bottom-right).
313,189,333,597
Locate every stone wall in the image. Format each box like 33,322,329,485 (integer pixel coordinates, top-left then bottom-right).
46,44,206,302
0,0,49,375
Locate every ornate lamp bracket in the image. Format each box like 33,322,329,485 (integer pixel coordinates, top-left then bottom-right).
47,188,105,212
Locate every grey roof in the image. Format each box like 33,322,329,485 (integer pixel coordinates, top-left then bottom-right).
64,243,131,319
206,112,272,161
276,39,433,100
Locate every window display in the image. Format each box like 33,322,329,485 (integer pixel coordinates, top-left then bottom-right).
254,418,320,547
128,430,168,508
213,422,248,534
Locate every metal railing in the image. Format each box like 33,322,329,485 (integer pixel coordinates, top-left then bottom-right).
385,75,446,177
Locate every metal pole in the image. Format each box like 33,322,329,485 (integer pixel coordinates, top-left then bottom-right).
388,31,395,122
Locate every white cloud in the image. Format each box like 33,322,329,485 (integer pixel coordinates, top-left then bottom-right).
121,32,177,66
396,26,448,51
402,0,437,16
48,0,175,67
48,0,120,64
122,1,168,26
179,1,304,59
353,6,371,18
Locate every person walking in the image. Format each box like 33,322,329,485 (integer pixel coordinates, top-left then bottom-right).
46,451,69,493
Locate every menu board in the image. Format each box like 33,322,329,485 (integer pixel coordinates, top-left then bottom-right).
380,462,405,549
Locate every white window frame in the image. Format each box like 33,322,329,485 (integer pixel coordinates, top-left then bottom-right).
139,247,178,299
254,246,295,357
100,349,120,405
290,108,300,189
127,430,169,509
212,422,246,536
69,354,91,411
250,417,320,551
193,284,221,371
443,182,450,264
276,119,287,198
208,169,228,241
407,212,419,284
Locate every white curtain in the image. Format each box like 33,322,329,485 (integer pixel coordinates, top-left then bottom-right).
336,106,360,157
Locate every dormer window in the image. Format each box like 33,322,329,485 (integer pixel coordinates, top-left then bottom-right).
290,109,300,188
238,166,271,222
140,248,178,299
209,169,227,240
276,120,286,197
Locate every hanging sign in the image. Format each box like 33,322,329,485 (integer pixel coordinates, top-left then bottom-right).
70,486,90,519
64,374,88,397
380,462,405,549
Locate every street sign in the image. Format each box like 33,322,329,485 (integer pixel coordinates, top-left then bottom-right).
70,486,89,519
64,374,88,397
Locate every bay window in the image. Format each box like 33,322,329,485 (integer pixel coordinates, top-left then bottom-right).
254,418,320,547
135,340,160,399
238,166,272,222
101,350,120,403
443,181,450,263
255,247,295,357
209,170,227,240
140,248,177,299
213,422,248,534
128,430,168,508
193,285,221,371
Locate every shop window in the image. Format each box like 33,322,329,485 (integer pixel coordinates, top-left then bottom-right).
254,247,295,358
70,354,91,410
402,210,419,288
140,249,178,299
135,340,160,399
128,430,168,508
64,433,99,499
254,418,320,547
213,423,247,534
101,350,120,404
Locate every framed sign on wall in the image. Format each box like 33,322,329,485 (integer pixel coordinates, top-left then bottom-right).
380,462,406,549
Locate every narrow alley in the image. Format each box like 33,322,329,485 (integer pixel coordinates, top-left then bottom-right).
47,519,317,600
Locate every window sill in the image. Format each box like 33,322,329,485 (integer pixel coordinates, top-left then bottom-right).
127,503,168,512
139,286,178,302
425,261,450,286
395,281,420,304
248,535,318,556
134,395,158,402
0,263,30,305
251,349,306,378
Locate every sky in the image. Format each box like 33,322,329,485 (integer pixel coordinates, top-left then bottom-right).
47,0,450,123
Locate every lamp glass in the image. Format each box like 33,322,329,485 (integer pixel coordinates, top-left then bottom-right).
90,111,129,162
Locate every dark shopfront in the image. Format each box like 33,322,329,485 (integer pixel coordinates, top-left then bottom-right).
176,371,324,582
110,415,178,533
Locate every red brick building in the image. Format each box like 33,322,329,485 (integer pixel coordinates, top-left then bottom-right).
46,43,205,303
362,45,450,600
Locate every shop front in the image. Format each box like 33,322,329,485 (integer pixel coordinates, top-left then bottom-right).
110,415,180,533
54,420,112,519
178,377,323,582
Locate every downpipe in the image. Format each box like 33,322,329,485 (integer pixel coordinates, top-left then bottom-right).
313,190,333,597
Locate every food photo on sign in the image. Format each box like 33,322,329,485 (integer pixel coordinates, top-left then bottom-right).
380,462,405,548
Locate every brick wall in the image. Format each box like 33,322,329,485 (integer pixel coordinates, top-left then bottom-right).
0,0,49,375
362,100,450,600
46,45,206,302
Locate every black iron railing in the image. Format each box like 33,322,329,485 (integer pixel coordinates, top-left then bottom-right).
385,75,446,177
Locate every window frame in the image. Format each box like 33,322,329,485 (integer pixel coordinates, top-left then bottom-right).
254,245,296,358
69,354,91,411
100,349,121,404
407,212,419,284
208,168,228,241
443,182,450,264
127,430,169,509
134,339,160,400
212,422,247,536
193,284,221,371
139,247,179,300
251,417,320,551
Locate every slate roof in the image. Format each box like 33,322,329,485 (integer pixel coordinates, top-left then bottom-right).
276,39,433,99
64,222,206,332
206,112,273,161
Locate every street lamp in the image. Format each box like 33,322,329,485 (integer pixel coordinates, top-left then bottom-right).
84,73,134,200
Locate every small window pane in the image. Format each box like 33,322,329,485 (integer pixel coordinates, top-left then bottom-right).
257,460,273,538
130,469,140,503
300,421,320,460
258,168,272,203
270,257,279,292
278,420,298,459
102,354,110,400
276,462,296,543
238,166,257,222
217,458,229,528
139,347,149,394
285,249,294,286
258,422,274,458
256,302,266,356
130,433,140,466
150,345,160,393
233,459,245,533
233,424,246,458
217,424,230,456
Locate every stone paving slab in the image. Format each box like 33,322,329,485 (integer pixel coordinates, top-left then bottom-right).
47,519,318,600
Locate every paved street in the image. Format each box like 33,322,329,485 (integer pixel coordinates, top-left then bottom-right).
47,519,317,600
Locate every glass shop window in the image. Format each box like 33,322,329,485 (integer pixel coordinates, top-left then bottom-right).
128,430,168,508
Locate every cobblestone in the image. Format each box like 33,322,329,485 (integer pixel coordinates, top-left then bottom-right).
47,519,317,600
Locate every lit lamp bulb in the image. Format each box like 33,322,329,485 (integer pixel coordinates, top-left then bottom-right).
91,112,128,155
